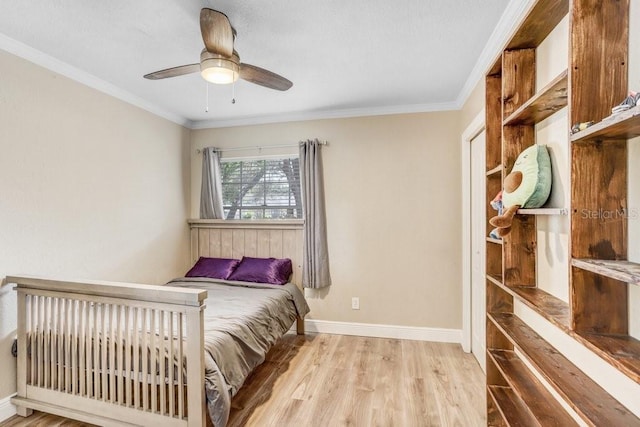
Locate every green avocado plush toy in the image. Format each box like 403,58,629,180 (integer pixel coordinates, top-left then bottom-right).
489,144,552,237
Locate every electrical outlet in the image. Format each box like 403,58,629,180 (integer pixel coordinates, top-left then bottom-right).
351,297,360,310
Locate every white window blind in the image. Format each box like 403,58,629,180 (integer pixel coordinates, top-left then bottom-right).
221,157,302,220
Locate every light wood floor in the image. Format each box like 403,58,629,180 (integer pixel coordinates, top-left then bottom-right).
2,333,486,427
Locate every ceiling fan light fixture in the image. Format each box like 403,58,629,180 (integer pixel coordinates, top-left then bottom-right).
144,12,292,91
200,54,239,84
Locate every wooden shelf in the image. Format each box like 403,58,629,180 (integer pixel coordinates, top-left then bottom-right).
571,104,640,142
506,0,569,49
487,386,539,427
486,164,504,177
488,350,578,426
576,332,640,385
491,282,571,331
503,70,568,126
487,274,503,287
572,258,640,285
486,237,503,245
488,313,640,426
516,208,568,216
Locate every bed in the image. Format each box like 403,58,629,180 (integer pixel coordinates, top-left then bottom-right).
8,219,308,427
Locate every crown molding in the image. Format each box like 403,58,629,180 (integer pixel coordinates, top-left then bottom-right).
455,0,537,108
189,100,459,129
0,33,190,128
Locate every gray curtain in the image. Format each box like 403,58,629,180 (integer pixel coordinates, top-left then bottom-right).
200,147,225,219
299,139,331,288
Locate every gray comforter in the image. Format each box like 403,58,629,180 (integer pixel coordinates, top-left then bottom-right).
168,277,310,427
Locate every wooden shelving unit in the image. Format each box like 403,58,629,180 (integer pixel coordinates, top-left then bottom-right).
484,0,640,424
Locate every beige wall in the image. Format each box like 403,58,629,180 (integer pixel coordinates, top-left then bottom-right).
191,112,462,328
460,77,485,129
0,50,191,400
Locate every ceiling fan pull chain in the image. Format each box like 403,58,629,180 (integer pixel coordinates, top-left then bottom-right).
231,80,236,104
205,82,209,112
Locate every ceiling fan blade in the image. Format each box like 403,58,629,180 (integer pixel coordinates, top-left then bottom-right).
239,63,293,91
144,64,200,80
200,8,234,57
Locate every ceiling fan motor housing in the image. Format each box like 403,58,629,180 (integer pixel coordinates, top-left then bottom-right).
200,49,240,84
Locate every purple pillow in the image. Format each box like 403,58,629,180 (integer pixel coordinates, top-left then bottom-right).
185,257,240,280
227,257,293,285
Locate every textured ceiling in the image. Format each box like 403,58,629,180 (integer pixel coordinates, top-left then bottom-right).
0,0,513,127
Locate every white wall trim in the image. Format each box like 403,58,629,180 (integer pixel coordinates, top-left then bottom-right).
300,319,462,344
0,33,190,128
0,394,16,422
461,109,486,354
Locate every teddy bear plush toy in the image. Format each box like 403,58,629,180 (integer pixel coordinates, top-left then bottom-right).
489,144,552,237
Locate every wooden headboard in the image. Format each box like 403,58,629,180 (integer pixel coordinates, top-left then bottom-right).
188,219,304,288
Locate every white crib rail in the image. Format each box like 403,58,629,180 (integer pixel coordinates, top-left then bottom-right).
9,275,207,427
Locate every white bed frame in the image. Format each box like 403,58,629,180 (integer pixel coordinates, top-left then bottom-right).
10,219,305,426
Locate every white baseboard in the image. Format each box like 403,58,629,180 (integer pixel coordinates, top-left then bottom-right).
0,394,16,422
296,319,462,343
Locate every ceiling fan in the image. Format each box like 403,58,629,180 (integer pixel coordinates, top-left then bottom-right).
143,8,292,91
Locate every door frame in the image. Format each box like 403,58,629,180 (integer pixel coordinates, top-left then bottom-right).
461,109,485,353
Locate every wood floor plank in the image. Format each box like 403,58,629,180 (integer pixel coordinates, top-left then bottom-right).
442,343,487,425
3,333,486,427
426,342,463,426
402,340,441,426
346,337,376,425
370,338,401,426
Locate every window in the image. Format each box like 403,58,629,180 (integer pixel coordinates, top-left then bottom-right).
221,157,302,220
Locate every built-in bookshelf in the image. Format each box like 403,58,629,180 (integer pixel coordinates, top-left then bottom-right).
484,0,640,424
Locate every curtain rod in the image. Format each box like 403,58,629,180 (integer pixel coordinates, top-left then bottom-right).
196,140,328,154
